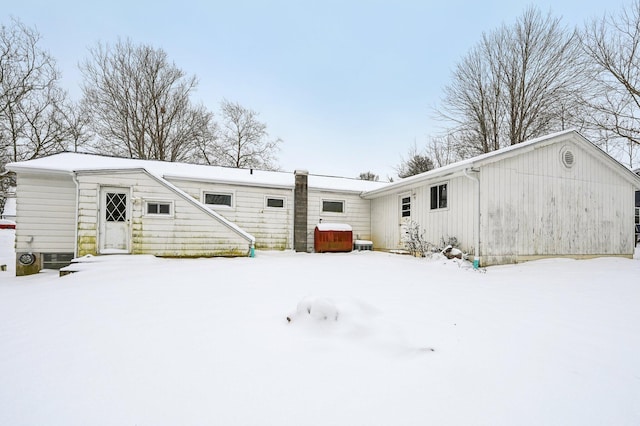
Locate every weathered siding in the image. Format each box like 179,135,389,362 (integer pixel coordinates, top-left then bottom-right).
306,190,372,252
480,139,637,265
169,179,293,250
76,172,252,257
15,173,76,253
370,176,475,253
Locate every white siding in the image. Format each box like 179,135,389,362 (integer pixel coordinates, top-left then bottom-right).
306,190,372,252
169,179,294,250
15,173,76,253
370,176,475,253
480,140,637,265
77,172,252,257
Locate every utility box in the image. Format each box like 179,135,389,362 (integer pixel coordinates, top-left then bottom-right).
314,223,353,253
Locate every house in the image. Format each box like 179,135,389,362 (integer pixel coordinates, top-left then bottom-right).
6,129,640,275
364,130,640,266
5,153,386,275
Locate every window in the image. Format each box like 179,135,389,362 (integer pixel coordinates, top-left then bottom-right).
146,201,171,215
401,196,411,217
266,197,285,208
430,183,448,210
322,200,344,213
204,192,232,207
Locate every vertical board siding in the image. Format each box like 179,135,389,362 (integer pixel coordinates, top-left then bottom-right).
77,172,251,257
15,173,76,253
170,179,293,250
480,139,636,265
370,177,475,253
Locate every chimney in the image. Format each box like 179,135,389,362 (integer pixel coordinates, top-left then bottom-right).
294,170,308,252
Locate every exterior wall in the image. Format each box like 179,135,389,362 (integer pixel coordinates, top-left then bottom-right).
306,190,373,252
170,179,294,250
480,139,637,265
370,176,475,253
77,172,252,257
15,172,76,254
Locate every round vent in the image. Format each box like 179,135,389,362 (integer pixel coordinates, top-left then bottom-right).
560,146,575,168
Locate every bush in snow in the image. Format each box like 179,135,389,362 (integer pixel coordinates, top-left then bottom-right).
401,220,435,257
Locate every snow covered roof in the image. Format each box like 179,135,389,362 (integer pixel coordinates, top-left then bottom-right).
363,129,640,197
6,152,389,193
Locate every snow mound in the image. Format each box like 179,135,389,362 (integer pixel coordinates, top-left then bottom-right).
287,297,339,322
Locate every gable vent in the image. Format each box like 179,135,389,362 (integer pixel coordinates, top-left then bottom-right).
561,147,575,168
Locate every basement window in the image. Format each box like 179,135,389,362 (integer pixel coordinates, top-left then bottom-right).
322,199,345,213
145,201,172,215
204,192,233,208
430,183,448,210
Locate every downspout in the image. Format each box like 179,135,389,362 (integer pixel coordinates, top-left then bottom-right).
71,172,80,258
463,167,480,268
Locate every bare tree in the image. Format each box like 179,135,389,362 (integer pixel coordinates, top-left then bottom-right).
80,38,212,162
396,143,435,178
580,0,640,167
58,100,92,152
207,99,281,170
0,18,68,166
425,133,460,167
358,171,379,181
437,7,585,157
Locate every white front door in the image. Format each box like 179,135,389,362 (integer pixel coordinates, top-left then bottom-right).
399,193,411,247
100,187,130,254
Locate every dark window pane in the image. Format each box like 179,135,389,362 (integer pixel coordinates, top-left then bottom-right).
205,193,232,206
439,184,447,208
106,193,127,221
267,198,284,208
430,186,438,210
147,203,159,214
322,200,344,213
401,196,411,217
159,203,170,214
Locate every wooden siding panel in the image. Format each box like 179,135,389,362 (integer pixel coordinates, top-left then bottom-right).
168,179,293,250
480,140,636,265
76,172,252,256
15,173,76,253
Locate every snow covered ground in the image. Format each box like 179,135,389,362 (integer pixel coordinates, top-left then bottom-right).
1,228,639,426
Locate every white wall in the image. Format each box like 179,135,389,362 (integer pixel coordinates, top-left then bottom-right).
481,138,637,264
77,171,252,257
15,173,76,254
171,179,294,250
306,190,373,252
370,176,475,253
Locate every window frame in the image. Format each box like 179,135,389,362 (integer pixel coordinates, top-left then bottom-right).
203,191,234,209
265,196,286,209
321,199,345,214
400,194,411,218
429,182,448,211
144,200,174,217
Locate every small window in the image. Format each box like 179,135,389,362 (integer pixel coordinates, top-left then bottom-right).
322,200,344,213
401,196,411,217
204,192,232,207
430,183,448,210
266,197,285,208
146,201,172,215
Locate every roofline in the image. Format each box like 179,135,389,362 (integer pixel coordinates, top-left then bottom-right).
164,174,294,190
363,129,640,198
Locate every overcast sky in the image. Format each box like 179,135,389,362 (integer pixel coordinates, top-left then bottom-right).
6,0,627,179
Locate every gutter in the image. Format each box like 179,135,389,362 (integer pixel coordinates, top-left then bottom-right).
463,167,480,268
71,173,80,258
